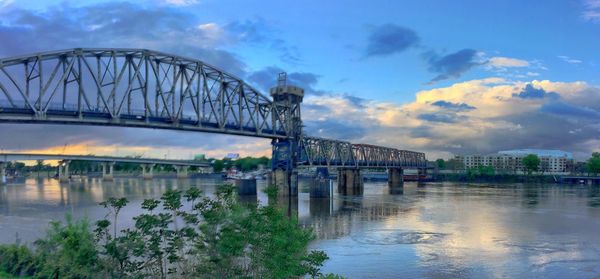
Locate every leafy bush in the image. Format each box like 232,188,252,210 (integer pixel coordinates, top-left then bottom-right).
0,244,38,277
0,184,337,279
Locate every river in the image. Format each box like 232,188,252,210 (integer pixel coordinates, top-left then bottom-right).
1,177,600,278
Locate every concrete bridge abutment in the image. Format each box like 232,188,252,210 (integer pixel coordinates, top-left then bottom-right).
142,164,155,180
310,167,332,198
235,178,257,196
58,160,71,182
337,168,363,195
175,166,189,179
0,162,6,185
388,167,404,187
418,168,428,181
272,169,298,197
311,178,332,198
102,162,115,181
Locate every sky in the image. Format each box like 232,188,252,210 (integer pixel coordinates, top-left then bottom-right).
0,0,600,161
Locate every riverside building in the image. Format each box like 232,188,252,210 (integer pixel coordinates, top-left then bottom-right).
455,149,573,174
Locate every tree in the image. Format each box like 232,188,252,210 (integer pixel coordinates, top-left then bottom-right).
522,154,540,175
587,154,600,175
477,165,495,176
446,159,464,171
213,159,225,172
435,159,446,170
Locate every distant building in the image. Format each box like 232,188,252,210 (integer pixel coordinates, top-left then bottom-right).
225,153,240,160
194,154,206,161
455,149,573,174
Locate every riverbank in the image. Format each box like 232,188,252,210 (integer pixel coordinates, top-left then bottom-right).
434,173,560,183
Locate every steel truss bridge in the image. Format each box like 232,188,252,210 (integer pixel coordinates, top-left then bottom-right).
0,48,426,170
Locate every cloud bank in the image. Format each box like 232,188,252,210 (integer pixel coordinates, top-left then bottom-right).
301,78,600,160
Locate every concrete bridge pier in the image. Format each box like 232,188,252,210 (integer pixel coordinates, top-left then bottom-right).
272,169,298,197
175,166,189,179
58,160,71,182
418,168,428,181
310,178,332,198
0,162,6,185
310,167,332,198
142,164,154,180
102,162,115,181
337,168,363,195
388,167,404,187
235,179,257,196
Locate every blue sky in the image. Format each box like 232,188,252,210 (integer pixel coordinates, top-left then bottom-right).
1,0,600,160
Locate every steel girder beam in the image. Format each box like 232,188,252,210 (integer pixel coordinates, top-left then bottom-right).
0,48,290,138
298,136,426,168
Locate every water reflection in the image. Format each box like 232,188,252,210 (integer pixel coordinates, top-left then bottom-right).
1,178,600,278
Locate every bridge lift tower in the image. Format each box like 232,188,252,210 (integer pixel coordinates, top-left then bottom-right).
271,73,304,196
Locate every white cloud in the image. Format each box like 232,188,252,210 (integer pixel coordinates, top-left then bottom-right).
196,23,225,44
583,0,600,21
162,0,198,6
0,0,13,9
487,57,530,68
558,55,583,64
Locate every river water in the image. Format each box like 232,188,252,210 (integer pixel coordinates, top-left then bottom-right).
1,177,600,278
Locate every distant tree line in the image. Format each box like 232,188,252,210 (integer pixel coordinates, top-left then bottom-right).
212,156,270,173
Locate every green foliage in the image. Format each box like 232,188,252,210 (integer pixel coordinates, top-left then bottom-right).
212,159,225,172
446,159,464,171
435,158,446,169
0,185,335,278
465,166,495,179
522,154,541,175
263,184,279,199
234,156,270,171
0,244,38,277
212,156,270,172
587,153,600,174
477,165,495,176
69,160,96,174
34,215,100,279
100,197,129,238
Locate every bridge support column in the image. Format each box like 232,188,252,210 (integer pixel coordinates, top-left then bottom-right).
337,168,363,195
418,168,428,181
310,178,332,198
0,163,6,185
58,160,71,182
388,167,404,187
272,169,298,197
310,167,331,198
142,164,154,180
102,162,115,181
175,166,189,179
235,178,257,196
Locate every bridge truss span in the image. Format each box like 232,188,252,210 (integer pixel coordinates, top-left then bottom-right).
0,48,428,174
0,48,291,138
298,136,426,168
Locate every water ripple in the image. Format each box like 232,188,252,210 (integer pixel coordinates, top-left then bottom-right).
351,229,448,245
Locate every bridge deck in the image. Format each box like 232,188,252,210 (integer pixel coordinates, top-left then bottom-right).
0,153,210,167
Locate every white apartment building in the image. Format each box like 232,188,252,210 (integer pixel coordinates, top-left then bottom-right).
455,149,573,174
